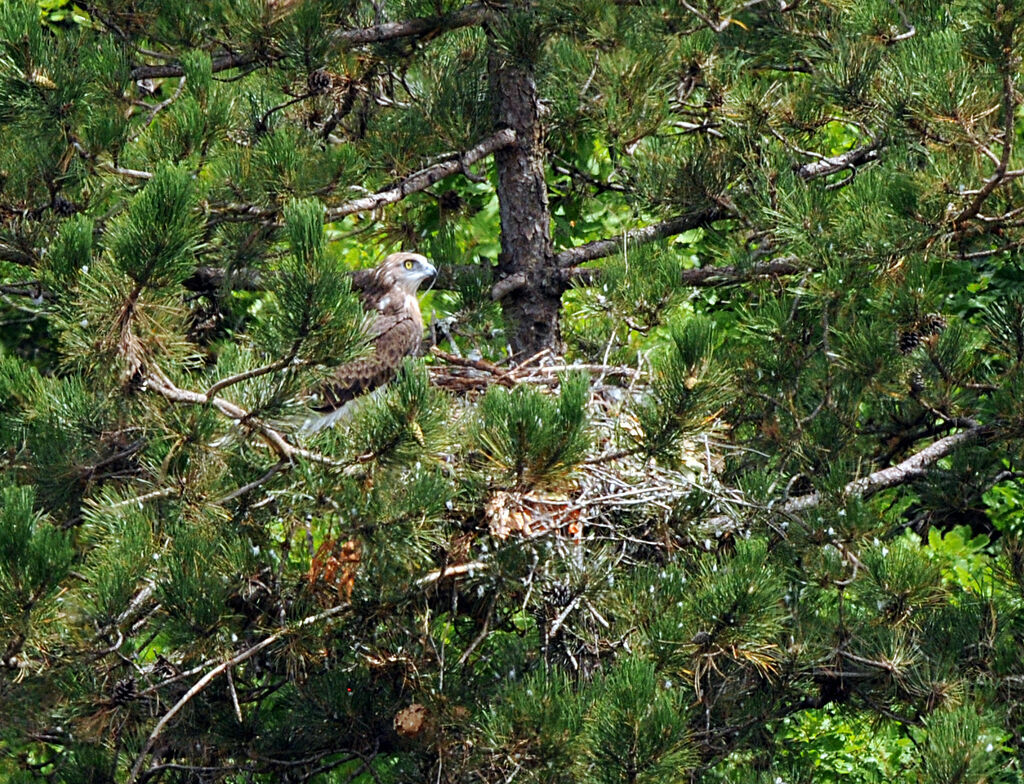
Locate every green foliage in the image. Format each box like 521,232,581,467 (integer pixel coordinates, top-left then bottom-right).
917,706,1011,784
633,315,731,460
254,198,367,364
481,669,584,777
770,707,916,784
578,657,696,784
107,164,202,289
985,476,1024,534
41,214,92,293
1,0,1024,781
473,372,590,488
158,512,247,640
853,537,947,626
0,485,73,631
77,496,157,626
345,358,450,468
924,525,993,593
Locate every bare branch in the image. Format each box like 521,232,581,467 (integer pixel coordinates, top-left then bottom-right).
214,460,289,505
137,76,187,136
429,347,516,387
203,356,302,400
323,129,515,222
142,365,337,465
73,141,153,180
207,129,516,227
418,560,488,586
784,423,992,514
551,209,728,272
796,143,880,180
104,487,178,509
127,604,351,783
680,0,732,32
568,256,805,288
129,4,492,81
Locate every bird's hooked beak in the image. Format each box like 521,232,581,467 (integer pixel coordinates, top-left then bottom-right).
420,258,438,292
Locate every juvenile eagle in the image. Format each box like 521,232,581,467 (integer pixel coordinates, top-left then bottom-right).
303,252,436,431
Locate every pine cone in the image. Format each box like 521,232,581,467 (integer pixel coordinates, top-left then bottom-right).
307,69,333,95
897,329,922,354
111,677,137,706
923,312,947,335
909,372,925,395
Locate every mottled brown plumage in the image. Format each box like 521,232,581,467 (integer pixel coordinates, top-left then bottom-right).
305,252,436,429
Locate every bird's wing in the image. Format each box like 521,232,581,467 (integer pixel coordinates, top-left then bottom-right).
312,296,423,412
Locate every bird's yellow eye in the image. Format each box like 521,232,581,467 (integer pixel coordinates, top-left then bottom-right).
404,260,413,269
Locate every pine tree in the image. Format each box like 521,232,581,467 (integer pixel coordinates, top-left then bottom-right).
3,1,1024,783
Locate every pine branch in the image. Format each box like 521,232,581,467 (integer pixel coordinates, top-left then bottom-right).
326,2,491,48
182,266,264,294
129,3,492,81
795,143,881,180
214,460,289,505
105,487,179,509
0,281,47,299
73,141,153,180
953,74,1017,226
142,364,337,465
324,129,515,221
131,51,257,81
0,243,37,267
127,603,352,784
567,256,805,288
553,209,728,270
679,0,733,32
784,422,993,513
699,423,994,534
678,257,806,285
202,354,303,399
207,129,516,227
418,560,488,585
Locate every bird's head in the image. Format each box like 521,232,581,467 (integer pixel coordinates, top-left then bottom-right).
383,252,437,294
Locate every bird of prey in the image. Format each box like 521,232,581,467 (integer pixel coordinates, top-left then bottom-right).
302,252,437,431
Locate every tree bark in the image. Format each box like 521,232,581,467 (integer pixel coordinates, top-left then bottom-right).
488,44,560,358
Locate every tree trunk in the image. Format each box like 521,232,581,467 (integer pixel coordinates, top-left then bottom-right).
488,47,561,358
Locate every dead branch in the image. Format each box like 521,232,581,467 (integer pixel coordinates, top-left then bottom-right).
429,347,515,387
568,256,805,289
130,3,492,81
795,143,880,180
783,422,993,513
551,209,729,270
207,129,516,227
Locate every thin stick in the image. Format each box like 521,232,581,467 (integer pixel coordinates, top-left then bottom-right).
127,604,350,783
